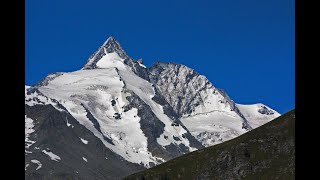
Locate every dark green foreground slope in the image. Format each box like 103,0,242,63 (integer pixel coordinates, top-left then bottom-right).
125,110,295,180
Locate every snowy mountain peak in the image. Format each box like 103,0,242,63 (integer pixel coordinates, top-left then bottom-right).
82,36,151,81
82,36,130,70
103,36,116,45
26,36,281,179
101,36,126,55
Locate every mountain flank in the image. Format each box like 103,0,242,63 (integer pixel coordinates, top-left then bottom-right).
125,109,295,180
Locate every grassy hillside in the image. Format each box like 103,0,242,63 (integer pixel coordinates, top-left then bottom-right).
125,110,295,180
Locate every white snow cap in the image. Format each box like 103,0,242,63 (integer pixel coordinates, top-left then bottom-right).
82,36,130,70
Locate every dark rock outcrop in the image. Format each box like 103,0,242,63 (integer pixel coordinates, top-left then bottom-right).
25,104,144,180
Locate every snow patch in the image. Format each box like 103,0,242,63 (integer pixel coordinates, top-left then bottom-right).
66,117,74,128
42,150,61,161
181,111,247,147
25,164,29,171
25,86,64,111
80,138,88,144
25,115,36,150
31,160,42,170
236,103,281,129
138,62,146,68
95,52,126,70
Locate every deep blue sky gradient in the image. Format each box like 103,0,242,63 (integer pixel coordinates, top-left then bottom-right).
26,0,295,113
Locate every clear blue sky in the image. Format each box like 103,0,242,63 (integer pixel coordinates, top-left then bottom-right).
26,0,295,114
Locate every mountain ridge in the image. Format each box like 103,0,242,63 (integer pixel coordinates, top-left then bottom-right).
25,36,280,179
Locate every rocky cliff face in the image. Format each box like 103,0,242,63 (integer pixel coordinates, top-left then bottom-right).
25,36,280,179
